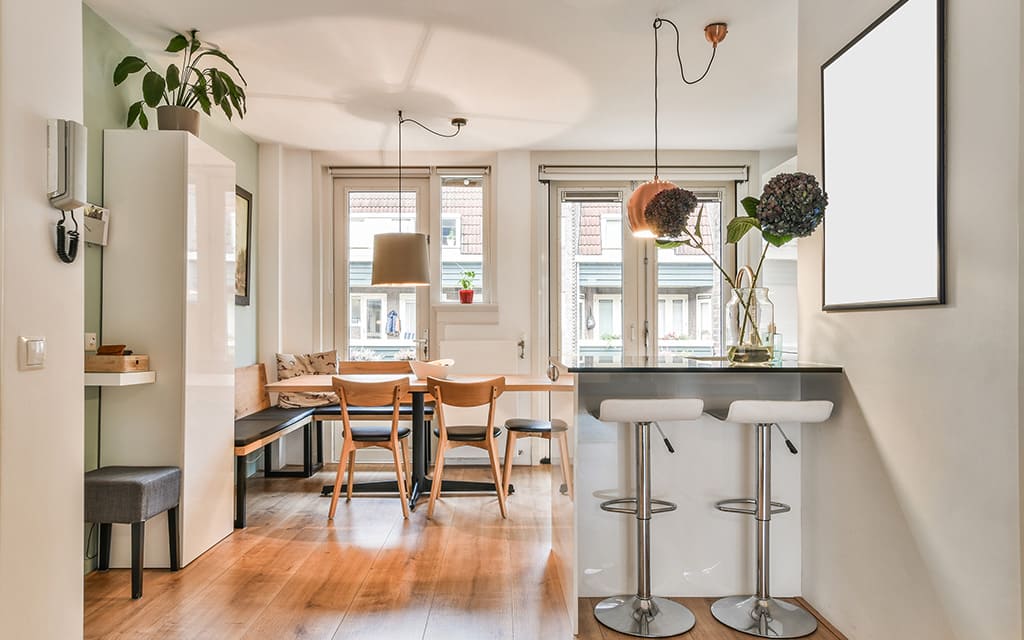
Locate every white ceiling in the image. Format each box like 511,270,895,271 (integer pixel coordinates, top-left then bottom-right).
85,0,797,153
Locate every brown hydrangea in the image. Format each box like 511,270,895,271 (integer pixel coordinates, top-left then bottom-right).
645,187,698,238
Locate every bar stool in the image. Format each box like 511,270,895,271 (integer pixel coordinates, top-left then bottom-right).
710,400,833,639
594,398,704,638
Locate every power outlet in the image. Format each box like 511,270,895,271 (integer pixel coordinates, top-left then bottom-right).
84,332,97,351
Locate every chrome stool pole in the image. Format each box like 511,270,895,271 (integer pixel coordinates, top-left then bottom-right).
710,400,833,639
594,397,703,638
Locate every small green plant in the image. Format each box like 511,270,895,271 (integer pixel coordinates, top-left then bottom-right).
113,29,247,129
458,270,476,290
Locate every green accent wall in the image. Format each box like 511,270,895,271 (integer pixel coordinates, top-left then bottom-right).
82,5,259,568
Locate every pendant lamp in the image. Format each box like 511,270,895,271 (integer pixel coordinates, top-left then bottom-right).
627,18,728,238
371,110,467,286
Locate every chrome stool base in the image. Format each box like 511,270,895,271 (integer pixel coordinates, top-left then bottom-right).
595,595,696,638
711,595,818,639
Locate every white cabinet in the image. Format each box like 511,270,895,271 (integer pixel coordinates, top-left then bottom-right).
100,131,235,568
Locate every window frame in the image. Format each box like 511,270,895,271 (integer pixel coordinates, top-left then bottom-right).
433,171,493,305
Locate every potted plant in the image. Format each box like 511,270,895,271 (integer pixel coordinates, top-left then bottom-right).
457,270,477,304
113,29,247,136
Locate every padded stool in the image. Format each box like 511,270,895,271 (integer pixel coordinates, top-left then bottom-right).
502,418,573,499
84,466,181,599
710,400,833,638
594,398,704,638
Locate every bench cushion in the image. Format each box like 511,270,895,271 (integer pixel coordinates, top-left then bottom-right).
311,404,434,418
85,466,181,524
235,407,313,447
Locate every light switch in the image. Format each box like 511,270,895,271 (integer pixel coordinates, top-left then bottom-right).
18,336,45,370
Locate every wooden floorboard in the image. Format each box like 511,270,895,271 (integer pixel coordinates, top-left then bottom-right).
84,465,843,640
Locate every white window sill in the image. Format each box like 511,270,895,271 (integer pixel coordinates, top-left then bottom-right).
432,303,500,325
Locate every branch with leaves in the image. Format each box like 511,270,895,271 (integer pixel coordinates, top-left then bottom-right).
113,29,247,129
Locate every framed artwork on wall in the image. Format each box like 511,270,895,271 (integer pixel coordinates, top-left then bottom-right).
235,185,253,306
821,0,945,310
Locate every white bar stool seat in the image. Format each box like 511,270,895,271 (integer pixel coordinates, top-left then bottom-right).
711,399,833,639
594,397,703,638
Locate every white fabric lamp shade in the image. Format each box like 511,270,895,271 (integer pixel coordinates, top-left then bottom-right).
371,232,430,286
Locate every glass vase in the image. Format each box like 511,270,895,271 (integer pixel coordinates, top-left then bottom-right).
725,287,774,364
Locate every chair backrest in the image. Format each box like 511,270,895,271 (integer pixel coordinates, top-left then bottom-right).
235,363,271,419
332,376,411,440
427,376,506,408
427,376,505,442
338,360,413,375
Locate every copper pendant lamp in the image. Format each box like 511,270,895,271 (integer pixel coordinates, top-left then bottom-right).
371,110,467,286
627,18,727,238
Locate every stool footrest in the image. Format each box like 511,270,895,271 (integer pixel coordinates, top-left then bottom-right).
600,497,677,515
715,498,791,516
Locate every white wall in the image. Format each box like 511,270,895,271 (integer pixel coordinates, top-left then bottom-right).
0,0,84,637
798,2,1022,639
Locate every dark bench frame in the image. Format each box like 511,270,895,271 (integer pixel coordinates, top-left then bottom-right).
234,364,321,528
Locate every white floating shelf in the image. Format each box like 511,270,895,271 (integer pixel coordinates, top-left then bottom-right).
84,371,156,387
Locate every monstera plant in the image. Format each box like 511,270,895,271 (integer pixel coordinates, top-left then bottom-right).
113,29,246,135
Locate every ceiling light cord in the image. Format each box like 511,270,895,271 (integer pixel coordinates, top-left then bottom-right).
651,17,721,177
396,110,467,233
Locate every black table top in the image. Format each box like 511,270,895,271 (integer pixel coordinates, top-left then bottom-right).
561,355,842,374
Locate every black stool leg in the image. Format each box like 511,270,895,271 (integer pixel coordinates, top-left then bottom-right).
167,506,180,571
98,523,112,571
235,454,247,529
130,521,145,599
303,423,313,476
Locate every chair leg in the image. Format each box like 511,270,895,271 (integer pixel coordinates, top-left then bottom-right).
556,431,574,500
428,442,447,519
167,506,180,571
130,521,145,599
98,523,112,571
391,442,411,519
328,442,351,520
346,449,357,501
487,440,508,519
400,438,412,493
502,431,517,497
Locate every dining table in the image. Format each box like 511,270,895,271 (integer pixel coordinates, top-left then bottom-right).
265,373,574,510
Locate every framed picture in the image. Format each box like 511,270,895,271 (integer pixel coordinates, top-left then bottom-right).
235,186,253,306
821,0,945,310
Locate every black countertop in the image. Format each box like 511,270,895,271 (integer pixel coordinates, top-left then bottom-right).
560,355,842,374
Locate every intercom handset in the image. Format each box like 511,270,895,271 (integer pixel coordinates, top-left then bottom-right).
47,119,88,263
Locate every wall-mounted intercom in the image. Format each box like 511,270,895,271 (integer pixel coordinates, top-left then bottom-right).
46,119,88,264
47,119,87,210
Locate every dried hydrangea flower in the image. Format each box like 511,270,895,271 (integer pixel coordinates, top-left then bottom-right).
756,172,827,238
645,187,698,238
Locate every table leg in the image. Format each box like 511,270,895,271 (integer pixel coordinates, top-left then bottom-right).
408,392,427,510
235,454,247,529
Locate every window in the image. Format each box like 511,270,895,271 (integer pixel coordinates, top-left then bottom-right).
696,294,714,342
602,215,622,250
657,294,689,339
349,293,388,342
440,175,486,302
440,216,459,248
593,294,622,342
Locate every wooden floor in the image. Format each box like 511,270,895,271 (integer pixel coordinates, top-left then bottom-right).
84,466,843,640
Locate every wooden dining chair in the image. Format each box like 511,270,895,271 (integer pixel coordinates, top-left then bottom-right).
426,376,508,519
328,376,413,520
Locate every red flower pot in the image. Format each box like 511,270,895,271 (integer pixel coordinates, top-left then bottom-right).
459,289,474,304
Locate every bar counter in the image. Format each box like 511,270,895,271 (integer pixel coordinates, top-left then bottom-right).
549,356,843,633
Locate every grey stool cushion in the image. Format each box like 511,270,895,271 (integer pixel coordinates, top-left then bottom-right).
85,466,181,524
505,418,568,433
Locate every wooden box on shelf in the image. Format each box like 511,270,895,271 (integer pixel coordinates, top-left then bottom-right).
85,354,150,373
